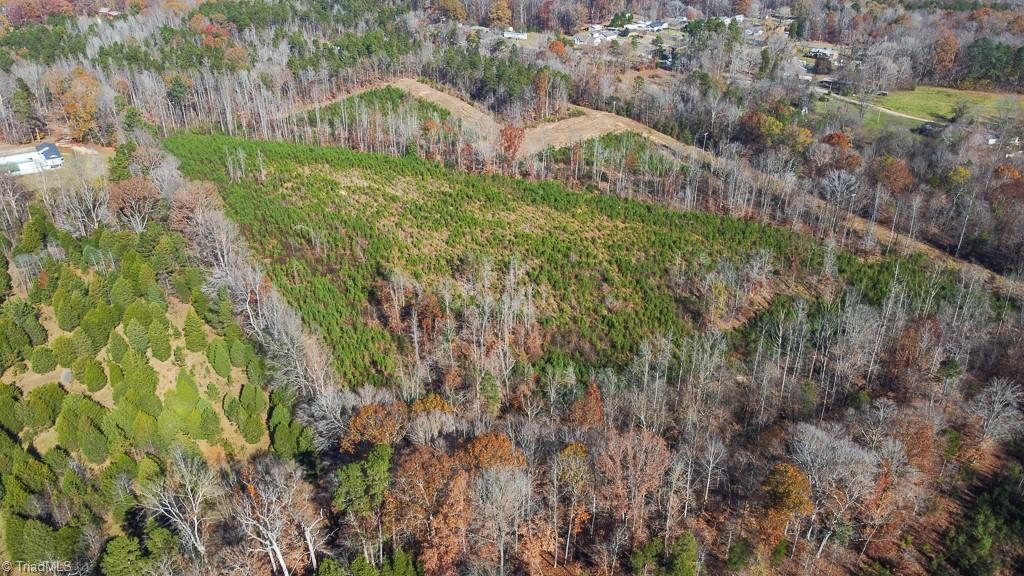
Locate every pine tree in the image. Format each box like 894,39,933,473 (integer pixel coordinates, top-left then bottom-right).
351,556,380,576
108,331,128,363
148,319,171,361
11,79,45,142
386,548,416,576
0,252,10,304
31,347,56,374
110,277,138,309
52,335,78,368
184,309,207,352
317,558,345,576
206,339,230,378
125,318,149,355
229,338,248,368
100,536,143,576
667,532,699,576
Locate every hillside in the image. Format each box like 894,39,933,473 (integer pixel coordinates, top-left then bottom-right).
165,133,962,384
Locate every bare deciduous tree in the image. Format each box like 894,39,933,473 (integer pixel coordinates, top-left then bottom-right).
969,378,1024,444
140,448,221,559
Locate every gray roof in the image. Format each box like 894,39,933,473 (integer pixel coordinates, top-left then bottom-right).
35,143,61,160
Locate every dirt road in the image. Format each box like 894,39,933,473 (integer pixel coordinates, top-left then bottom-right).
816,89,937,124
391,78,502,148
290,78,1024,299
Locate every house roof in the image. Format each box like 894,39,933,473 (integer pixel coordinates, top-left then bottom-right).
35,143,62,160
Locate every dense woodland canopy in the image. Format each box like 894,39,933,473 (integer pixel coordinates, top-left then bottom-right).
1,0,1024,575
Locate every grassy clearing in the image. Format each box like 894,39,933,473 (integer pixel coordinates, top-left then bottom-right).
17,145,113,195
299,86,452,125
870,85,1023,123
165,133,962,385
816,97,924,135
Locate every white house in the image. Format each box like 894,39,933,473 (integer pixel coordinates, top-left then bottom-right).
503,27,527,40
0,143,64,176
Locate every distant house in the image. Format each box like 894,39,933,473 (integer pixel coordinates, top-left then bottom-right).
573,33,597,46
0,143,64,176
623,21,651,32
805,47,837,59
649,21,668,32
503,27,527,40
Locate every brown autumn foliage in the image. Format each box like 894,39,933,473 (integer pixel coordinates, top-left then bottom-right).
568,382,604,430
169,181,220,232
500,125,525,173
933,29,960,76
595,428,670,545
109,176,161,229
874,156,914,195
761,463,813,539
458,431,526,470
884,317,943,401
387,446,469,575
821,132,850,149
340,402,410,453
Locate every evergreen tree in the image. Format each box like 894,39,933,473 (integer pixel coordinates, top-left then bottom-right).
54,290,87,332
148,319,171,361
100,536,143,576
184,309,207,352
108,331,129,363
11,78,45,142
229,338,249,368
667,533,699,576
385,548,416,576
351,556,380,576
0,252,10,303
108,142,136,182
52,335,78,368
110,277,138,309
125,318,149,355
317,558,345,576
31,347,56,374
207,339,231,378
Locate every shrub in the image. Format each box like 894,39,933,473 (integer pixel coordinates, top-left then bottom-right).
31,347,56,373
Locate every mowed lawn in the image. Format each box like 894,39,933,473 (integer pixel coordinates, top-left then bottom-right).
872,86,1023,122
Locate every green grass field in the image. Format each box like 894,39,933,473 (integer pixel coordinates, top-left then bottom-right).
871,85,1023,123
816,97,924,135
